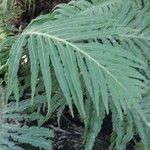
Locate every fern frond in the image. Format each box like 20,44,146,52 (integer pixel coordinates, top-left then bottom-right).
54,0,121,19
110,105,135,150
1,92,66,149
110,94,150,150
6,0,148,120
0,0,15,13
5,0,150,149
55,0,150,61
84,97,106,150
0,36,14,75
0,124,54,150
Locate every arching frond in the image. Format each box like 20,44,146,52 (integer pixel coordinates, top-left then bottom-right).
54,0,150,62
0,94,56,150
5,0,150,149
53,0,122,19
6,9,147,119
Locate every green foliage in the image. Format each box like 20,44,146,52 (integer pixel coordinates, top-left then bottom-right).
0,0,34,13
0,85,67,149
7,0,148,118
0,0,150,149
0,0,15,13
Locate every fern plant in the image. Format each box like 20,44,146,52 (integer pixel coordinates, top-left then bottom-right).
0,0,150,149
0,86,55,150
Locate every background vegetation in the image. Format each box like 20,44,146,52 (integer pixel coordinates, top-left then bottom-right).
0,0,150,150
